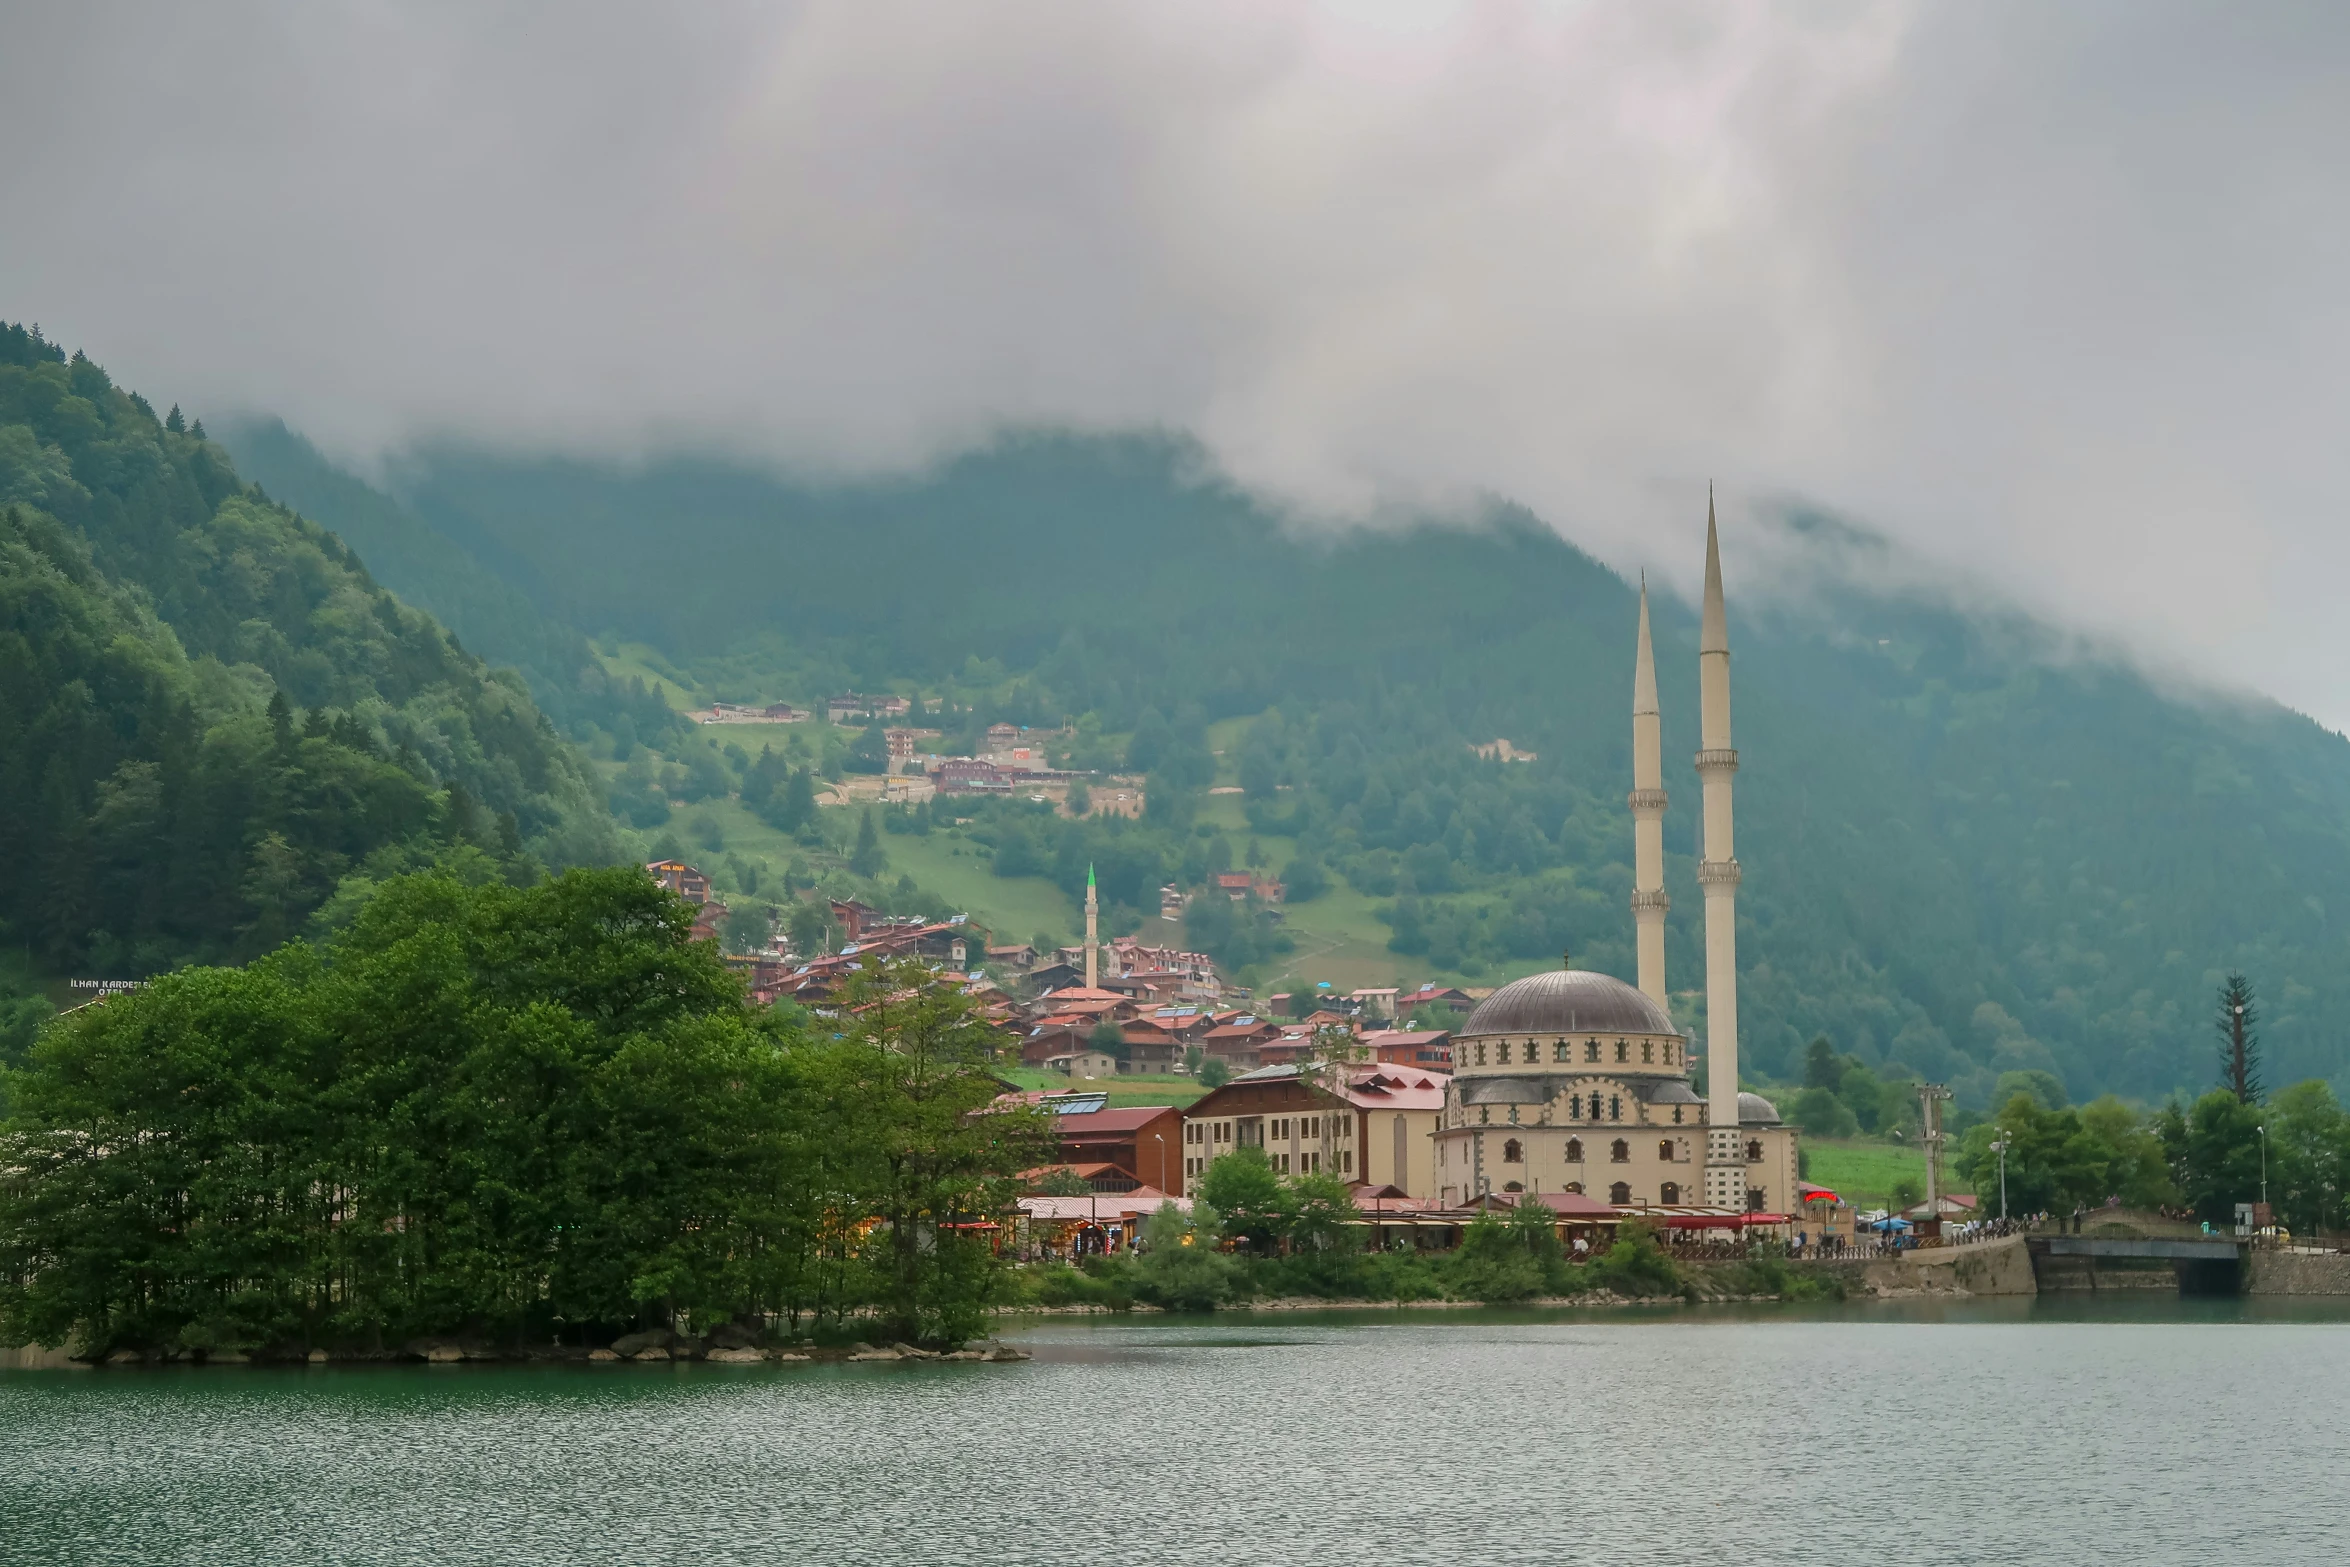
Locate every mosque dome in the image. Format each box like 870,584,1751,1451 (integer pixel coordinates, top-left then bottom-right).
1460,968,1679,1038
1737,1091,1782,1126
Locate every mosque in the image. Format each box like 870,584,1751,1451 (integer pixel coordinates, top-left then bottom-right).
1433,500,1798,1214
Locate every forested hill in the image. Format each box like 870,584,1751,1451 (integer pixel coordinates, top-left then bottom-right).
0,325,618,984
282,432,2350,1107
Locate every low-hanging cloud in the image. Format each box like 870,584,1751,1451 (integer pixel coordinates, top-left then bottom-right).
4,2,2347,720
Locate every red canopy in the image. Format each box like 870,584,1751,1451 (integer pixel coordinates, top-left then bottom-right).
1657,1212,1793,1230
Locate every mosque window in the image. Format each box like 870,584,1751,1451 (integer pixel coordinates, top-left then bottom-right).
1554,1040,1569,1062
1615,1041,1629,1063
1747,1188,1767,1213
1566,1138,1584,1162
1503,1181,1523,1193
1608,1182,1632,1205
1508,1105,1520,1125
1569,1094,1582,1119
1523,1040,1539,1065
1666,1041,1678,1065
1746,1139,1764,1162
1502,1139,1524,1164
1475,1041,1487,1066
1673,1106,1685,1125
1479,1107,1490,1125
1610,1095,1622,1121
1564,1181,1584,1195
1660,1181,1681,1205
1609,1139,1629,1163
1642,1042,1654,1064
1659,1139,1675,1161
1586,1040,1601,1063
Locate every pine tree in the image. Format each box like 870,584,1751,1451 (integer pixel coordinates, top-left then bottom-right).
850,809,885,878
2217,972,2263,1103
164,404,185,433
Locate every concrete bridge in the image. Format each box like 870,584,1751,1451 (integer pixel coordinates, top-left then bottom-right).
2027,1233,2247,1293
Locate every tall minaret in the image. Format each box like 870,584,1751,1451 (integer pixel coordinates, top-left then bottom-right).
1695,492,1747,1209
1628,578,1670,1008
1084,862,1099,990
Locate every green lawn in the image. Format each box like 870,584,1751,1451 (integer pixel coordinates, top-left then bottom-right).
999,1067,1205,1109
1801,1138,1970,1206
594,640,700,709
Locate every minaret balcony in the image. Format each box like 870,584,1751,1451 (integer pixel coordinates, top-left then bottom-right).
1630,888,1671,915
1696,858,1742,888
1626,788,1669,815
1693,747,1739,775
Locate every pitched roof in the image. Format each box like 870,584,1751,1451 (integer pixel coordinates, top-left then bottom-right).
1055,1105,1181,1135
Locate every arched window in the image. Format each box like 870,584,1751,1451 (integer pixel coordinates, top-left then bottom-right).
1507,1104,1520,1125
1523,1040,1539,1064
1666,1041,1678,1065
1564,1181,1584,1195
1610,1095,1622,1121
1659,1139,1676,1161
1641,1041,1654,1064
1502,1138,1524,1163
1553,1040,1570,1063
1503,1181,1523,1193
1566,1138,1584,1162
1609,1139,1630,1163
1660,1181,1681,1205
1615,1040,1629,1063
1608,1181,1631,1205
1474,1041,1487,1066
1479,1106,1490,1125
1745,1139,1763,1162
1673,1106,1684,1125
1585,1040,1601,1062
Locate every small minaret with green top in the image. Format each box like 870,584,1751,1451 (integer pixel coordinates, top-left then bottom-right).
1084,861,1099,990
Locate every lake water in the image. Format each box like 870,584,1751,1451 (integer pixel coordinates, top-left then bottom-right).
4,1299,2346,1565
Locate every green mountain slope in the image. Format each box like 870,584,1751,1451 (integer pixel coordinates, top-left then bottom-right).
0,325,620,975
218,419,681,748
365,434,2350,1107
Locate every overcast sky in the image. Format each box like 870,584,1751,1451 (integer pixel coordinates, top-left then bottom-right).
5,3,2347,720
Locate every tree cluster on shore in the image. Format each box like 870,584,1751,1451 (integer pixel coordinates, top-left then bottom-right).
0,872,1050,1360
1011,1150,1827,1313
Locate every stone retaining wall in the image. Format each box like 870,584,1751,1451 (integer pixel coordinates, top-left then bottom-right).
2247,1250,2350,1295
1862,1236,2038,1296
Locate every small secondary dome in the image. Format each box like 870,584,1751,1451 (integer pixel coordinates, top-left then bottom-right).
1738,1091,1781,1126
1460,968,1678,1038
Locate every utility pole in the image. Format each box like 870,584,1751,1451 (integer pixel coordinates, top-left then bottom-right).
1990,1135,2011,1221
2257,1123,2269,1213
1919,1083,1952,1222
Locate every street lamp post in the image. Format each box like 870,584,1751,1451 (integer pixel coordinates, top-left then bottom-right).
1990,1136,2012,1222
2257,1123,2269,1212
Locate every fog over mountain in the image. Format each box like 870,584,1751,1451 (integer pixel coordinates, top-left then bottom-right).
4,4,2348,720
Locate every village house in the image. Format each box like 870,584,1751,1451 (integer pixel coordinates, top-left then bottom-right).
702,700,804,724
828,692,912,722
1042,1047,1119,1080
645,859,711,905
1115,1014,1187,1073
1043,1098,1185,1195
1362,1029,1455,1069
1198,1015,1282,1070
1179,1062,1451,1198
933,758,1017,795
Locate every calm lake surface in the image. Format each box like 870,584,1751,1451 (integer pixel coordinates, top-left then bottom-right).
5,1299,2346,1566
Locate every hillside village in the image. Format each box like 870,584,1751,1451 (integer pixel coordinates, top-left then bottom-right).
636,852,1903,1260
